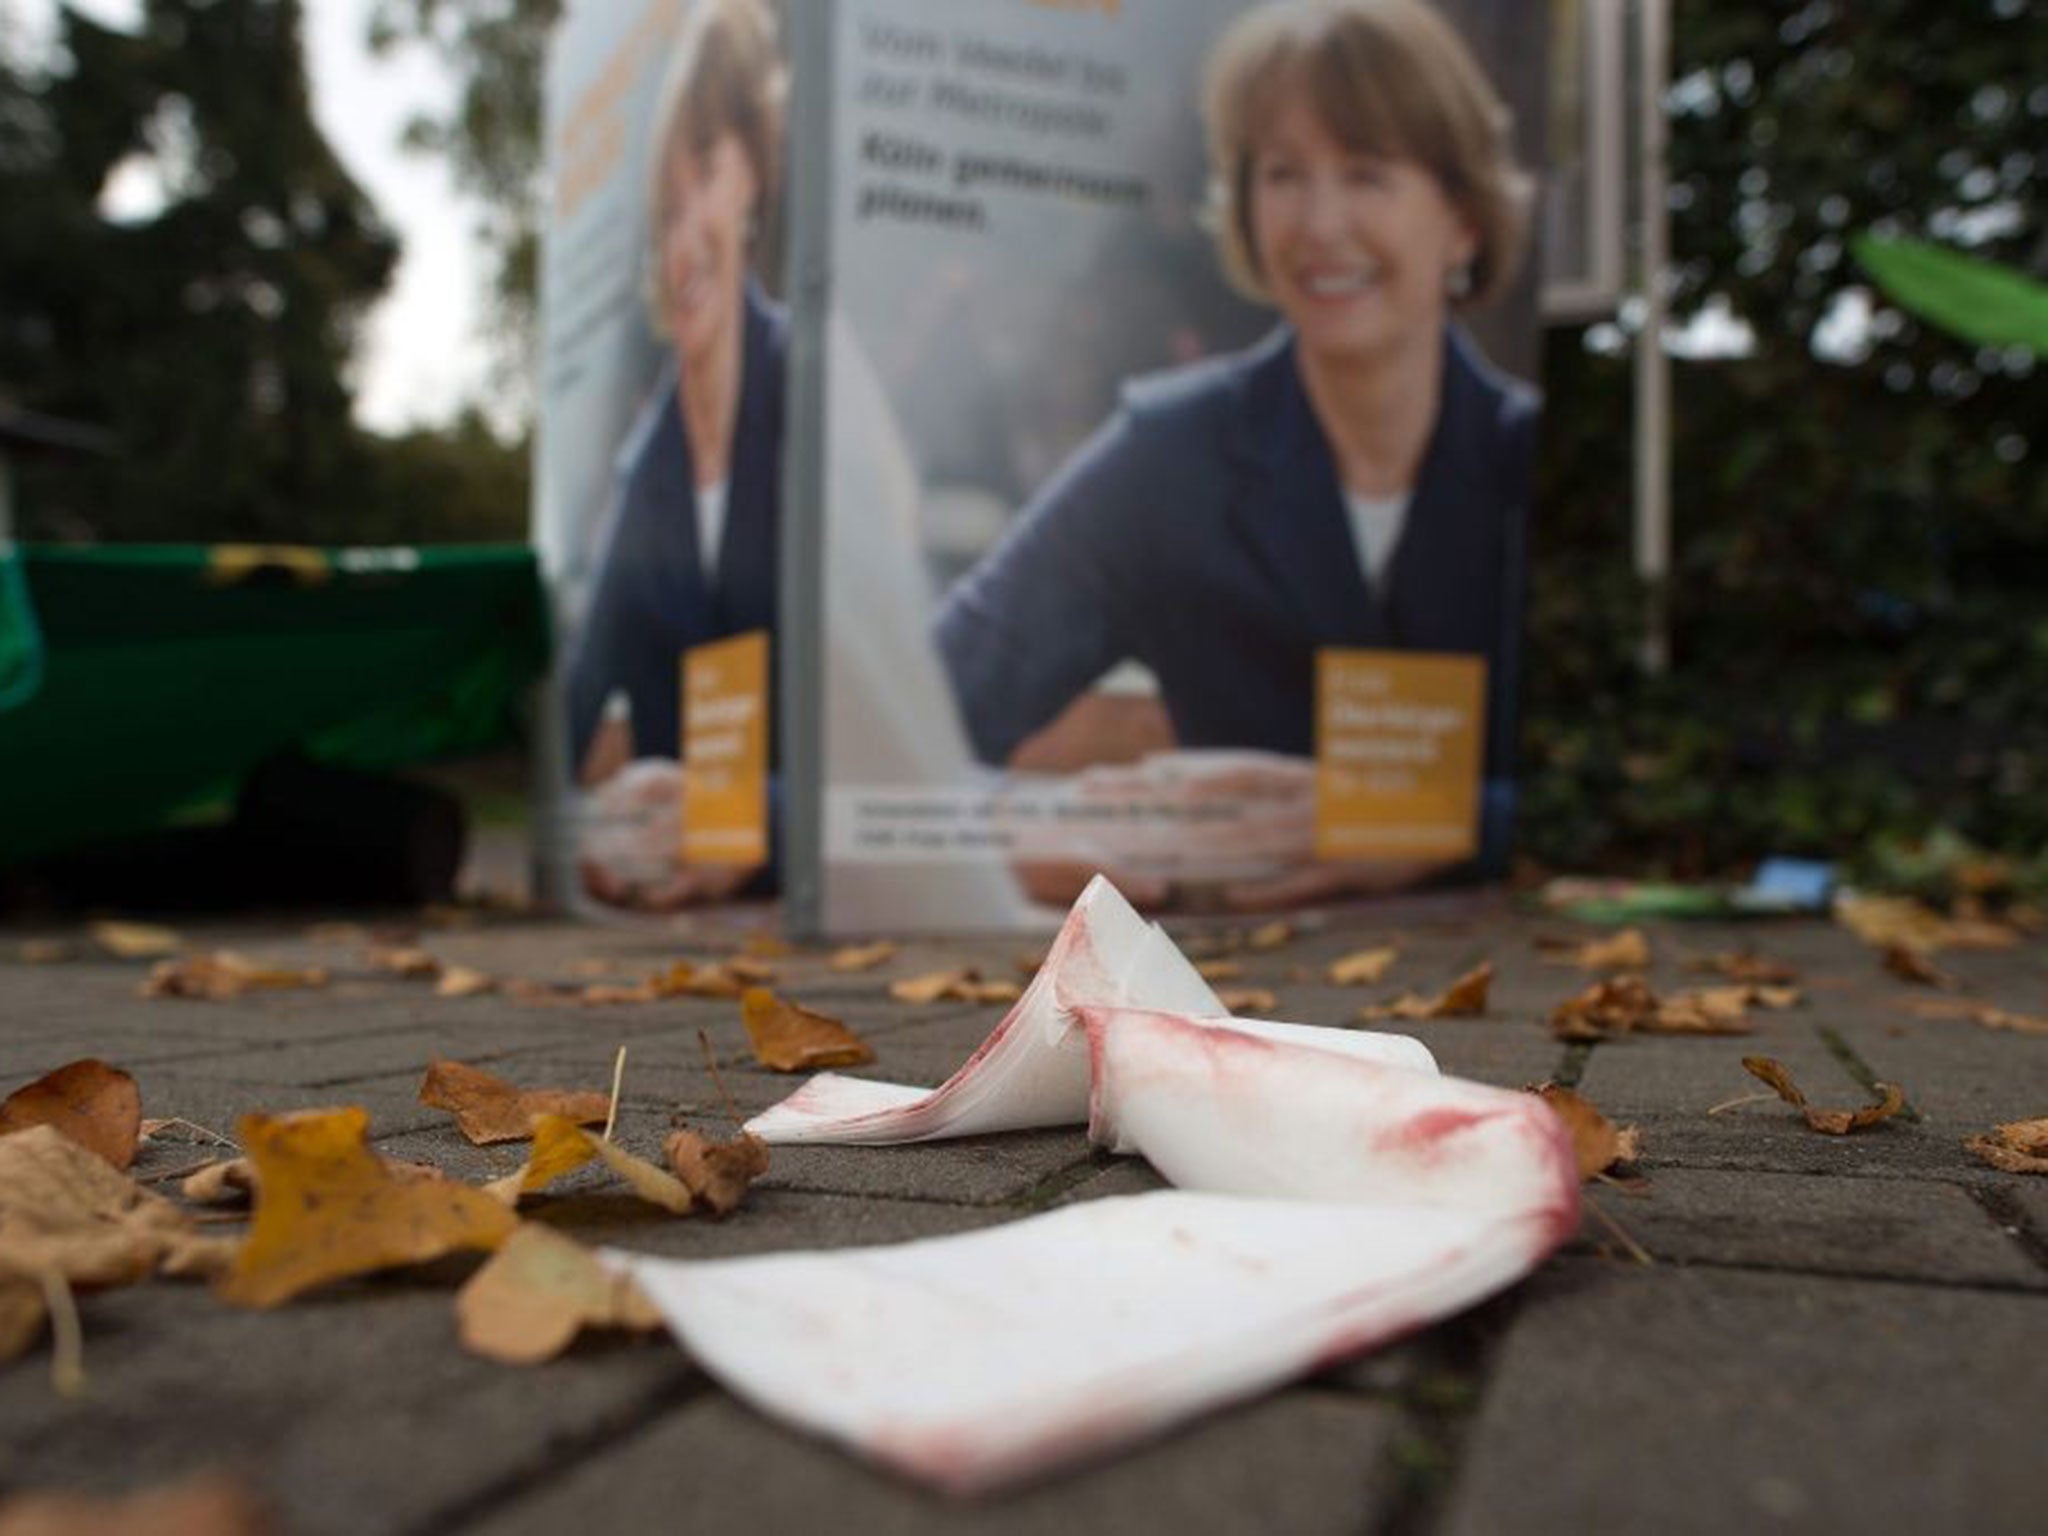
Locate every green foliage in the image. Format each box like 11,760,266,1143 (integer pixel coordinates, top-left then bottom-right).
1524,0,2048,877
1852,234,2048,354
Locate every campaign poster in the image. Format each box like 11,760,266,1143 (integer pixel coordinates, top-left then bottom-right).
800,0,1547,932
533,0,791,918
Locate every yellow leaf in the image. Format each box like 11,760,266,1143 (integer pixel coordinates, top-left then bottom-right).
829,941,899,973
1245,921,1296,952
142,952,329,1000
1215,987,1278,1016
435,966,496,998
216,1108,516,1308
454,1224,663,1366
1327,947,1398,986
1196,959,1245,982
366,945,441,980
485,1114,695,1214
88,921,180,960
889,968,975,1004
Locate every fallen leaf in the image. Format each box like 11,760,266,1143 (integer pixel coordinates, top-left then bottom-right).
664,1127,770,1216
1938,918,2019,951
648,961,750,999
740,989,876,1073
0,1060,143,1170
1740,1057,1906,1135
2008,903,2044,935
571,957,619,978
890,968,976,1004
1360,962,1492,1022
1196,958,1245,982
1544,929,1651,971
366,945,441,980
960,979,1023,1006
417,1059,611,1146
0,1125,233,1288
1531,1085,1642,1180
1216,987,1278,1016
1549,977,1659,1041
435,966,496,998
216,1108,516,1307
88,921,180,960
742,933,794,960
1748,985,1805,1011
454,1223,663,1365
142,952,329,1000
485,1114,694,1213
1644,988,1755,1037
1968,1006,2048,1038
304,922,370,945
1246,920,1296,952
1690,950,1799,985
0,1270,46,1363
503,978,576,1006
726,957,777,984
181,1154,441,1205
1963,1117,2048,1175
830,941,898,973
17,940,73,965
1327,947,1398,986
1880,943,1958,990
580,982,660,1005
1835,893,1951,951
0,1473,275,1536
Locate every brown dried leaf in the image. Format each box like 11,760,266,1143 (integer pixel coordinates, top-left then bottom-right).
17,940,74,965
1327,947,1398,986
960,979,1023,1006
88,921,180,960
418,1059,611,1146
366,945,441,980
454,1223,663,1365
1360,963,1493,1022
1196,958,1245,982
579,982,660,1005
435,966,496,998
216,1108,515,1307
485,1114,695,1212
1645,988,1755,1037
1246,920,1296,952
725,957,777,984
1546,928,1651,971
0,1125,227,1288
1939,918,2020,951
829,941,899,973
1740,1057,1907,1135
1963,1117,2048,1175
1216,987,1279,1016
647,961,748,999
1531,1085,1643,1180
0,1270,44,1363
1,1060,142,1170
502,978,576,1006
0,1473,275,1536
1968,1006,2048,1037
143,952,329,1000
740,989,875,1073
182,1153,440,1206
1749,985,1805,1011
1835,894,1951,951
664,1127,770,1216
1548,977,1660,1041
889,968,972,1004
1690,950,1799,985
1880,943,1958,989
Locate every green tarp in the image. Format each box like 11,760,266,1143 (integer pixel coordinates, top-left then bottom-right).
0,543,548,868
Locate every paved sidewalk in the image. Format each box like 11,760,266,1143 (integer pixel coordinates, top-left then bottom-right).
2,891,2044,1534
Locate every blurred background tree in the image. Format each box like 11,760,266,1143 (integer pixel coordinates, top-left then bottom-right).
0,0,529,545
1525,0,2047,884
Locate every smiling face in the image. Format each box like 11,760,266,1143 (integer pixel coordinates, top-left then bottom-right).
656,131,759,368
1246,94,1477,368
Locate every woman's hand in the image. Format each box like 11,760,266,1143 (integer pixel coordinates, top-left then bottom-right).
577,758,761,910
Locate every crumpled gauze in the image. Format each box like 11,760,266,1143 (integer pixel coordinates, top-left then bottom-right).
617,880,1579,1496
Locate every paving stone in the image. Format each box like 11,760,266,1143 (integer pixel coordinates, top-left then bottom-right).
761,1129,1097,1207
1824,1012,2048,1137
462,1387,1403,1536
1587,1166,2045,1287
1441,1261,2048,1536
124,1064,447,1139
0,1281,695,1536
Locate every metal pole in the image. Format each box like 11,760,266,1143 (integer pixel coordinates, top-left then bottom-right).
1634,0,1671,673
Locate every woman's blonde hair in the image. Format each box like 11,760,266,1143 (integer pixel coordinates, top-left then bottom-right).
643,0,786,321
1204,0,1533,309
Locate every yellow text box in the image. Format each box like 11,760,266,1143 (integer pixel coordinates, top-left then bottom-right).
681,631,769,867
1316,649,1486,861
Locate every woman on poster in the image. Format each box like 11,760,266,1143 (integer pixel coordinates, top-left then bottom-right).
565,0,786,909
933,0,1538,910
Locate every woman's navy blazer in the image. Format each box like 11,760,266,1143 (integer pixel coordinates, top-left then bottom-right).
565,281,786,767
933,322,1536,865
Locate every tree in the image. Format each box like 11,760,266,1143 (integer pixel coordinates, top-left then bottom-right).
3,0,400,543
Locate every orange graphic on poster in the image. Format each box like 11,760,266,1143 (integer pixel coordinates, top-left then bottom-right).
1316,650,1486,862
681,631,769,867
